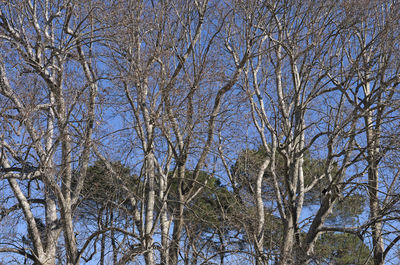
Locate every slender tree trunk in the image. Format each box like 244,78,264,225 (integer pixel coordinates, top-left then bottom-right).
255,159,269,265
280,214,295,265
160,172,170,265
366,116,384,265
44,191,60,265
100,208,106,265
364,82,384,265
170,164,185,264
111,210,118,265
144,152,156,265
62,203,78,265
168,162,186,264
169,194,184,264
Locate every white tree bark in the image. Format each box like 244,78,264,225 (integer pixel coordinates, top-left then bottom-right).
0,1,100,264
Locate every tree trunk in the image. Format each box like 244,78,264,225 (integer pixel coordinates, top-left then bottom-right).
255,158,269,265
366,127,384,265
279,215,295,265
169,163,186,264
364,84,384,265
144,152,156,265
44,191,60,265
160,172,170,265
169,195,184,264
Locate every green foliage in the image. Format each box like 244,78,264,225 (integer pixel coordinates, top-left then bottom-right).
326,193,365,226
165,170,242,260
188,178,238,227
230,147,330,203
167,170,238,229
80,160,136,205
314,233,372,265
263,212,283,251
231,147,369,261
232,147,365,222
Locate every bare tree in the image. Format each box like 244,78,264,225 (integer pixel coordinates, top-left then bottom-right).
336,2,400,264
99,0,263,264
0,0,102,264
1,1,400,265
240,0,370,264
236,1,400,264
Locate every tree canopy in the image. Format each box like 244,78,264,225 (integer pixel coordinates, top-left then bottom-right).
0,0,400,265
